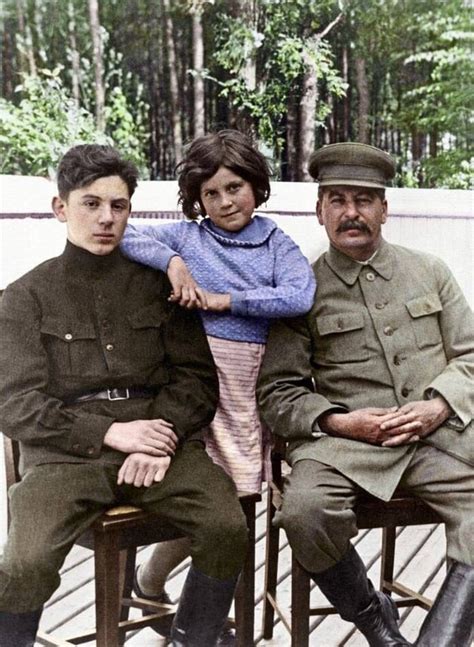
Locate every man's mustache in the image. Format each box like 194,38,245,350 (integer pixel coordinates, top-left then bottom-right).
337,219,370,233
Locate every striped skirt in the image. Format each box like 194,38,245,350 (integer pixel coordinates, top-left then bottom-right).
202,335,272,495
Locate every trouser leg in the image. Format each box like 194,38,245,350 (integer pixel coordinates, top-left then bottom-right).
278,460,411,646
399,445,474,645
0,463,118,613
129,441,248,580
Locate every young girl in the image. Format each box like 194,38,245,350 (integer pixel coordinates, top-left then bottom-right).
121,129,315,641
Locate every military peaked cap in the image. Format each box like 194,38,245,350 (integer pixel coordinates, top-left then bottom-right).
309,142,395,189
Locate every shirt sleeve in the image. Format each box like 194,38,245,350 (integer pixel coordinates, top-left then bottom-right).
423,257,474,428
0,283,113,458
257,314,345,441
121,222,186,271
230,228,316,318
150,304,219,440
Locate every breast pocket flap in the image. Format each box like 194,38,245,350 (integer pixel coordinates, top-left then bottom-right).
317,312,365,336
128,304,168,329
406,293,443,319
40,318,96,341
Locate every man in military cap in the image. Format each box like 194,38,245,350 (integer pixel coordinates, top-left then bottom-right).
258,142,474,646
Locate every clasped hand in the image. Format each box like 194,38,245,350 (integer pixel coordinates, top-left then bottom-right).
320,397,451,447
167,256,230,312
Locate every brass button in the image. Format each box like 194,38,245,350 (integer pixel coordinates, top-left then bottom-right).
366,272,376,282
375,302,385,310
86,446,95,455
65,333,73,341
394,355,401,366
401,387,410,397
105,343,114,351
383,326,394,336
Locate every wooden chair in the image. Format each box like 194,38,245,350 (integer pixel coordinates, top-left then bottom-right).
3,436,259,647
262,442,443,646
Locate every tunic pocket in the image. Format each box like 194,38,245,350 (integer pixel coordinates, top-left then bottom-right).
127,303,168,365
314,312,369,363
406,293,443,348
41,318,98,375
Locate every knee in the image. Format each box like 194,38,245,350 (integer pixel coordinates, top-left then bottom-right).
278,486,331,541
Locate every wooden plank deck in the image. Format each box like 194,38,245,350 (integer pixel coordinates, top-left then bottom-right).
35,488,446,646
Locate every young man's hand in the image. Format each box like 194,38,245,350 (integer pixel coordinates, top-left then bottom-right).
117,453,171,487
103,419,178,455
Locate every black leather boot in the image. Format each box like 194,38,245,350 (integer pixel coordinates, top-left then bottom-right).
416,561,474,647
311,546,412,646
0,608,42,647
170,565,238,647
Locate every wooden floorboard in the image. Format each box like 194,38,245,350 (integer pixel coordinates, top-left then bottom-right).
34,488,446,646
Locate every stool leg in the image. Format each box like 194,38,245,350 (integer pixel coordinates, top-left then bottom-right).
235,498,256,647
291,556,310,647
262,486,280,639
380,526,396,595
94,531,121,647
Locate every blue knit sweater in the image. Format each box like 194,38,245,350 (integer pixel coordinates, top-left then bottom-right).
121,216,316,343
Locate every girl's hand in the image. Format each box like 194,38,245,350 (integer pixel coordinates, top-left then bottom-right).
200,292,231,312
167,256,208,309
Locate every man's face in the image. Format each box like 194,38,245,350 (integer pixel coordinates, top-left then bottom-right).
317,186,387,260
52,175,131,255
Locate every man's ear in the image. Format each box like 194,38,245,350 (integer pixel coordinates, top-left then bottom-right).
52,196,67,222
316,200,324,226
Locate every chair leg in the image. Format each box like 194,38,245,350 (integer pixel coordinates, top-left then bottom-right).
94,531,121,647
235,498,256,647
380,526,396,595
262,486,280,639
291,556,310,647
118,548,137,646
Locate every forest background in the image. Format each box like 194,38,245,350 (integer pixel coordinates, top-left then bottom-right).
1,0,472,188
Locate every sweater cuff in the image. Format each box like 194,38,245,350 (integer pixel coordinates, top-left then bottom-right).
229,291,248,316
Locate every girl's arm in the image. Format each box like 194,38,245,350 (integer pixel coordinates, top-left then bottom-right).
121,222,184,271
121,223,207,308
229,229,316,318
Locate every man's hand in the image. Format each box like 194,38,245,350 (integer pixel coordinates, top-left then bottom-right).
167,256,208,309
117,453,171,487
319,407,421,447
380,397,451,447
103,419,178,456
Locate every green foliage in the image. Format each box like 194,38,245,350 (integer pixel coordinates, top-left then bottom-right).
209,0,346,153
0,69,108,177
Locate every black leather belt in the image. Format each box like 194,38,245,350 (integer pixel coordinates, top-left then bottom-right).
70,387,155,404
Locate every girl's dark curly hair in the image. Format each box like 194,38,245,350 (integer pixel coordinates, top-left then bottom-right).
176,130,272,219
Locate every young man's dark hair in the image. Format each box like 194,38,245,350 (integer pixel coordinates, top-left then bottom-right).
176,129,272,219
57,144,139,200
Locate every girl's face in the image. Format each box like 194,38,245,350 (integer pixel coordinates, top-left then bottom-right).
199,166,256,232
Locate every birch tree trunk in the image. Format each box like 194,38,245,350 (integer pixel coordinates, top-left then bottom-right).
88,0,105,132
16,0,36,76
192,10,205,137
355,56,369,143
68,0,81,107
298,47,318,181
163,0,183,164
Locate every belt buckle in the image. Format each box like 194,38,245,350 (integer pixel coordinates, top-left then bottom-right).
107,388,130,401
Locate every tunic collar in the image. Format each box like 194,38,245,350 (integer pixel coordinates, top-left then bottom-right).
325,239,394,285
62,240,124,276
